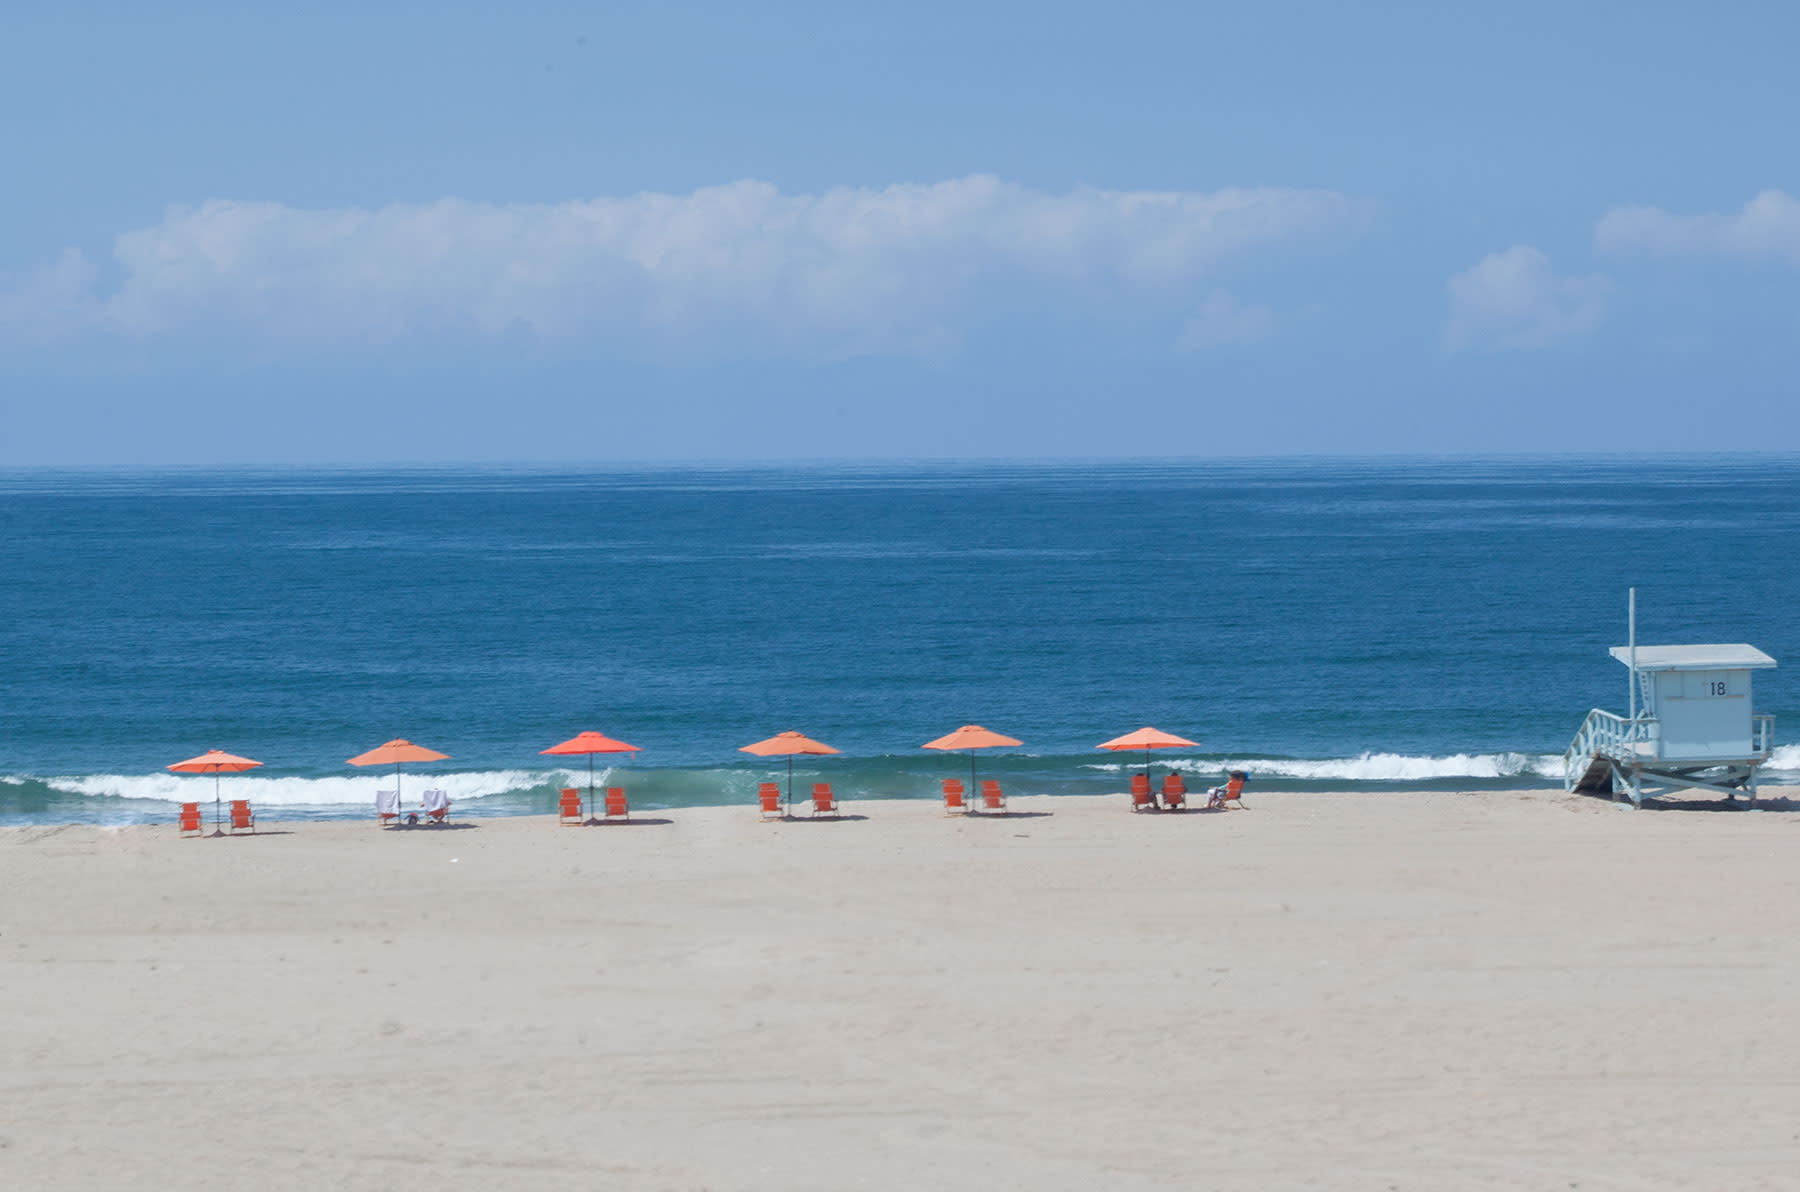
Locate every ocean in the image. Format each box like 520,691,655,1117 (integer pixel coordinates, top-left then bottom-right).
3,458,1796,824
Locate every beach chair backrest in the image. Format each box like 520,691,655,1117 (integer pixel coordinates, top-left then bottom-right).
758,782,781,812
605,787,627,816
1130,774,1152,806
942,779,965,807
1162,774,1185,807
229,800,253,828
178,803,202,834
812,782,834,810
376,789,400,819
1226,774,1246,797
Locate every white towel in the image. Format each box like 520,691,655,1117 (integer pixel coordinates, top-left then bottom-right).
421,788,449,813
376,789,400,817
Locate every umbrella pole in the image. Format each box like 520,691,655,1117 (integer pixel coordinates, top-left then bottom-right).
212,770,223,837
787,755,794,819
586,753,597,825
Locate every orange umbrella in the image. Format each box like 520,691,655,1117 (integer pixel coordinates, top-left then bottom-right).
168,749,263,837
347,738,450,807
922,724,1022,792
541,730,641,824
739,730,840,815
1097,726,1198,783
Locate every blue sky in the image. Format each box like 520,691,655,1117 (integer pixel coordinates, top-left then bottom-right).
2,1,1796,463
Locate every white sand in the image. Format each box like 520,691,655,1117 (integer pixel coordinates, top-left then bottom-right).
5,788,1800,1190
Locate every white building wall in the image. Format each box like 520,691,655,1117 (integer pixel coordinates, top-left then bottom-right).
1651,668,1753,760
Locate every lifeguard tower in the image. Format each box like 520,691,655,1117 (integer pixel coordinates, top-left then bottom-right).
1565,593,1777,807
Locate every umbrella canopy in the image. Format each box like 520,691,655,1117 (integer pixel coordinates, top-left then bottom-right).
347,738,450,807
739,731,839,813
169,749,263,774
922,724,1022,791
168,749,263,837
347,739,451,766
922,725,1022,751
541,730,641,757
740,730,839,757
1097,726,1199,782
541,731,641,823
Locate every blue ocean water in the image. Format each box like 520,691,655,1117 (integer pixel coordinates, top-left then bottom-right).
3,458,1796,824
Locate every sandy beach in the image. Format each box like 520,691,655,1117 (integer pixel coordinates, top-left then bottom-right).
5,788,1800,1190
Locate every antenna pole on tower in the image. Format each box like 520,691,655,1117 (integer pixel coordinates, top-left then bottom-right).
1628,587,1638,725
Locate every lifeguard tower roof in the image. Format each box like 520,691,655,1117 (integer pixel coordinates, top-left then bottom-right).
1607,644,1776,671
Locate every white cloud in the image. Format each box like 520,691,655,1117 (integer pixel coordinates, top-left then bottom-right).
1444,246,1610,352
1175,289,1274,351
1596,189,1800,267
0,176,1371,361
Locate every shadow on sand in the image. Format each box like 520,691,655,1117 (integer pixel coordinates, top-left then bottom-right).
1574,789,1799,813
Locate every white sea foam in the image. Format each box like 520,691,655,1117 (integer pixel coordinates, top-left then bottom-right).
39,768,592,806
1085,751,1563,782
1764,744,1800,778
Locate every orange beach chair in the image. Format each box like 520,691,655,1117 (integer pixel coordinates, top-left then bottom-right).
377,789,401,827
1161,773,1188,811
228,799,255,834
1207,772,1249,810
604,786,629,821
758,782,784,821
810,782,840,818
421,788,450,824
558,788,584,825
1129,773,1155,812
178,802,203,837
941,778,968,814
979,779,1006,812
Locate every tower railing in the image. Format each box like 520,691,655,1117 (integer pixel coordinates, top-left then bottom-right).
1564,708,1655,790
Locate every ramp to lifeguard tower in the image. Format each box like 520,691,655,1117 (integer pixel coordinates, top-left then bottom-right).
1563,708,1646,798
1567,747,1615,795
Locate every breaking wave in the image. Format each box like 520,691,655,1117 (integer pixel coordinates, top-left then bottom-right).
1764,744,1800,778
1085,751,1563,782
34,768,590,807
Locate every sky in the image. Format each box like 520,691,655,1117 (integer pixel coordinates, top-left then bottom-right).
1,0,1796,464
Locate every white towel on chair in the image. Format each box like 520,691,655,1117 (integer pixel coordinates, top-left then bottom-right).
376,789,400,817
421,788,449,814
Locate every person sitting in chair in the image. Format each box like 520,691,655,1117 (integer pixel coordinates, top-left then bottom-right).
1207,771,1248,810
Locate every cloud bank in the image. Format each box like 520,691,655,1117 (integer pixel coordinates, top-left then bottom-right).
1445,246,1610,352
1596,189,1800,267
0,176,1371,361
